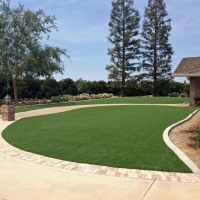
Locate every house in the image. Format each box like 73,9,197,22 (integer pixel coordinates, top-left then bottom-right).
173,57,200,106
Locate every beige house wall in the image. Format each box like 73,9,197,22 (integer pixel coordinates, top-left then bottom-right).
190,77,200,106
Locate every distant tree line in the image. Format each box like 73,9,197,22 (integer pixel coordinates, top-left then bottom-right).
0,75,189,100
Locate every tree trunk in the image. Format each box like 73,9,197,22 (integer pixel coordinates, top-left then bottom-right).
153,16,158,97
153,75,158,96
121,0,126,97
12,77,19,104
121,78,126,97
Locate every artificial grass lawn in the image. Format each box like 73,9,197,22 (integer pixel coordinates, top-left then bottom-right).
2,105,197,172
15,97,189,113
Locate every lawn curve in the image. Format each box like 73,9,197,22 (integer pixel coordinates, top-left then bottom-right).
2,105,197,172
14,97,189,113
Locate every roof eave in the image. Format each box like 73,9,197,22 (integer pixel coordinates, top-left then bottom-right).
173,74,200,77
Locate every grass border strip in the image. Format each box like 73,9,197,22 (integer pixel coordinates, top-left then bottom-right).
163,109,200,174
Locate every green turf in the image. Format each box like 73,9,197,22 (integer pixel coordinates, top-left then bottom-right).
2,105,196,172
15,97,189,113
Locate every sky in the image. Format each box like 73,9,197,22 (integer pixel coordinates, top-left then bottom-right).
10,0,200,83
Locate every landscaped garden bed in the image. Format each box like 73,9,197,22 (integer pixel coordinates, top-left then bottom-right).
170,112,200,168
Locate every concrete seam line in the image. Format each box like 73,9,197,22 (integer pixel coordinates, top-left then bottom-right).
141,180,155,200
163,109,200,174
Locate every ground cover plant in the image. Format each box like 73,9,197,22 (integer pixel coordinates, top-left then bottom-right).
2,105,197,172
13,97,189,113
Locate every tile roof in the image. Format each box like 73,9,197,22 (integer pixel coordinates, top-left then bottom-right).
173,57,200,75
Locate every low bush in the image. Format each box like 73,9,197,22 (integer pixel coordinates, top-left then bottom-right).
168,92,179,97
19,93,113,105
180,93,188,98
51,96,62,103
60,93,113,101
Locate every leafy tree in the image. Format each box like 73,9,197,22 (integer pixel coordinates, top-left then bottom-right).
97,80,108,93
17,75,42,99
141,0,173,96
75,78,89,94
107,81,121,96
88,81,99,94
0,76,12,99
0,0,69,103
106,0,140,96
60,78,78,95
41,78,61,99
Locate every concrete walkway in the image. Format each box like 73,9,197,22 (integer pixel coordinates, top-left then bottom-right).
0,104,200,200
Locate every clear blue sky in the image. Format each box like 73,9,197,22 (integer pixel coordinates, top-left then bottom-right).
11,0,200,83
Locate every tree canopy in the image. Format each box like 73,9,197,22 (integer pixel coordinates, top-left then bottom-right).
0,0,69,103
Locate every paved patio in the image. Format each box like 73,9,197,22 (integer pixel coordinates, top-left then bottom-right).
0,104,200,200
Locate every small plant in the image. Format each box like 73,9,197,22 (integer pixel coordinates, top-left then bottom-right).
180,93,188,98
62,95,72,102
194,97,200,101
51,96,61,103
192,126,200,148
168,92,179,97
189,126,196,133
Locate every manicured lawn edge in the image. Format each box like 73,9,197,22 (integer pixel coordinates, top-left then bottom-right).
9,97,190,113
163,109,200,173
2,105,196,172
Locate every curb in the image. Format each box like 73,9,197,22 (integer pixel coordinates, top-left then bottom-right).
163,109,200,174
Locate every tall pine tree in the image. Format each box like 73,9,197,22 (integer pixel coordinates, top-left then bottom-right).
141,0,173,96
106,0,140,96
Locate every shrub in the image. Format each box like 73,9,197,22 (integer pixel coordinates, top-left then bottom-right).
62,95,72,102
180,93,188,98
50,93,113,102
168,92,179,97
36,91,43,99
193,127,200,148
79,93,90,100
90,93,113,99
90,94,101,99
0,99,5,106
51,96,61,103
194,97,200,101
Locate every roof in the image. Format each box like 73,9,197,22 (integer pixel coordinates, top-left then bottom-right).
173,57,200,77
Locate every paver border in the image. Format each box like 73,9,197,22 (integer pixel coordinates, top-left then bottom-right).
163,109,200,174
0,104,200,183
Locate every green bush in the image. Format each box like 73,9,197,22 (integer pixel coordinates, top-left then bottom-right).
62,95,72,102
51,96,61,103
0,99,5,106
193,128,200,148
50,93,113,102
90,93,113,99
90,94,101,99
168,92,179,97
180,93,188,98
